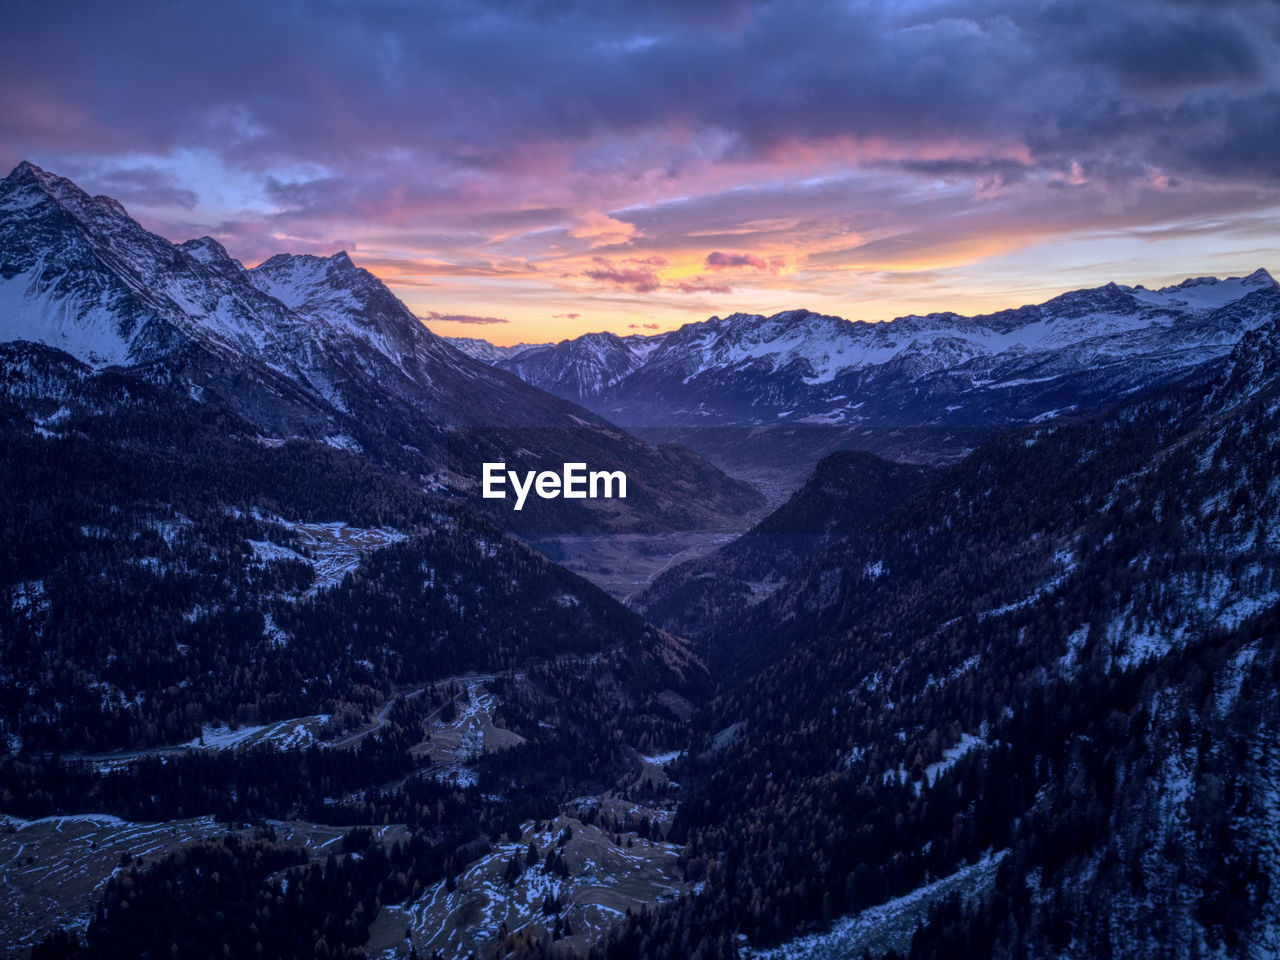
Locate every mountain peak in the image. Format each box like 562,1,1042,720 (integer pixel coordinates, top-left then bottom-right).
1,159,143,237
7,159,48,182
3,159,72,191
251,250,359,279
1168,268,1275,291
180,235,233,264
3,159,75,201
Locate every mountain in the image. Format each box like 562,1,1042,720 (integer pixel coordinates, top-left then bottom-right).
12,293,1280,958
8,158,1280,960
452,330,668,403
609,273,1278,430
445,335,553,365
645,303,1280,678
0,161,762,535
458,273,1280,478
586,301,1280,960
495,331,668,401
0,339,697,752
634,449,936,648
0,329,708,956
0,168,717,945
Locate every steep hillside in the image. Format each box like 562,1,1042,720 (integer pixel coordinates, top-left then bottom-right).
571,314,1280,960
0,341,699,756
635,450,936,648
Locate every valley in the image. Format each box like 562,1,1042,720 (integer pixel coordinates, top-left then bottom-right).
526,529,754,605
2,159,1279,960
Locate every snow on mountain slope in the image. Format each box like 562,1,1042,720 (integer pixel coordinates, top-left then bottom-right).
0,161,314,371
499,330,666,400
0,263,143,367
0,161,765,535
445,336,553,365
248,250,450,376
452,269,1278,437
647,273,1276,386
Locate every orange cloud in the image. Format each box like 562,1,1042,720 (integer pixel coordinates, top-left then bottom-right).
569,210,641,247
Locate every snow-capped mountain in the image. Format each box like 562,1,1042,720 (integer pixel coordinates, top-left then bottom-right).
459,272,1280,435
0,160,562,432
497,331,667,401
449,331,667,402
444,335,553,365
0,162,296,373
0,161,761,533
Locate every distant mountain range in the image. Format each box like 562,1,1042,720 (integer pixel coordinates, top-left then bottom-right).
0,161,761,534
456,269,1279,437
449,331,667,401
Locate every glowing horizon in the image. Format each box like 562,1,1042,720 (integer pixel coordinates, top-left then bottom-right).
5,1,1280,347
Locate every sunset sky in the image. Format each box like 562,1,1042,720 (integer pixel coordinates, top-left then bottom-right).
4,0,1280,345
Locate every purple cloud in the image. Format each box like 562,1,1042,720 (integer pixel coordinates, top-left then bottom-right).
706,251,768,271
426,311,509,325
583,256,665,293
5,1,1278,188
4,0,1280,340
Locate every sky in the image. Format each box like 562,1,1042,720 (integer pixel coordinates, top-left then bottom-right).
4,0,1280,345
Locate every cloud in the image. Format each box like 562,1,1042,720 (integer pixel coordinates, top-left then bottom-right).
553,312,580,319
569,210,642,247
580,252,739,295
425,311,509,325
8,0,1277,189
583,256,662,293
629,322,662,330
6,0,1280,335
90,165,199,208
705,250,768,271
673,277,733,294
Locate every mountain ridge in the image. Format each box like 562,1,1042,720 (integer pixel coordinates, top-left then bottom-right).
455,269,1279,439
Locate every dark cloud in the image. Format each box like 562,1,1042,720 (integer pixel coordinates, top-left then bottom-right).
706,250,768,270
4,0,1279,188
553,312,581,319
425,311,509,324
886,157,1031,183
628,322,662,329
1065,4,1264,91
82,165,199,208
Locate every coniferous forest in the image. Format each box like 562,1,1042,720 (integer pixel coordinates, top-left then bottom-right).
6,299,1280,958
5,10,1280,952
